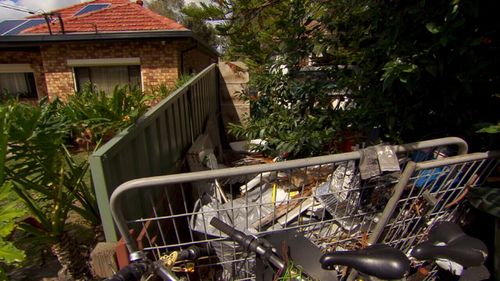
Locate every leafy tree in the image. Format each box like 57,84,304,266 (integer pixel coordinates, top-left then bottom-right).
182,3,222,47
215,0,316,68
147,0,219,47
315,0,499,145
222,0,499,156
222,0,352,157
147,0,185,21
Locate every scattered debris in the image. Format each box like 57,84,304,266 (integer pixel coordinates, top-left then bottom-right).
360,146,381,179
186,141,415,280
239,171,276,195
360,145,400,179
229,139,268,154
376,145,400,172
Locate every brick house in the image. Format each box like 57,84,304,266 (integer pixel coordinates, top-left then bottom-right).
0,0,217,100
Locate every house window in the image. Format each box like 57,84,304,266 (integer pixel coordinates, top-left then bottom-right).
74,65,141,94
0,72,37,99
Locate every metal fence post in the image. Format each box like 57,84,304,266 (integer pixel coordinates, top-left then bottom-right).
89,154,119,242
186,86,195,145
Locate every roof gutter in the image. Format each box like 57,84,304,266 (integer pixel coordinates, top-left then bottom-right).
0,30,218,57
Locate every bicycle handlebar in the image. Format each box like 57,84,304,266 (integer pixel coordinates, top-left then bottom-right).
210,217,285,270
106,256,179,281
106,260,149,281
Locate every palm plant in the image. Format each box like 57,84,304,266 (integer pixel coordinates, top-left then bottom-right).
5,99,99,280
63,85,149,149
0,102,26,281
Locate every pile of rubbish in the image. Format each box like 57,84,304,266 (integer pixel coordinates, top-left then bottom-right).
184,136,452,279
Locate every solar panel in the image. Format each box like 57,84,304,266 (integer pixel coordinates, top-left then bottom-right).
0,20,26,35
74,3,110,16
3,19,46,35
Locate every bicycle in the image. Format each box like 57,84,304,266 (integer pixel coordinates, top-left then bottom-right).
106,250,177,281
320,221,489,281
106,219,488,281
209,216,408,281
106,246,213,281
208,218,488,281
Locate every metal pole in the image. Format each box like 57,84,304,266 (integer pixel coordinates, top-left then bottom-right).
346,162,417,281
368,161,417,245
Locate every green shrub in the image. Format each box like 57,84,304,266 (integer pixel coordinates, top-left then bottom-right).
63,85,149,148
228,70,350,158
0,102,25,281
3,100,98,279
221,0,499,153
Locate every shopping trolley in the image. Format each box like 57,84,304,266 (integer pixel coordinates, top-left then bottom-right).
362,150,500,280
108,137,497,280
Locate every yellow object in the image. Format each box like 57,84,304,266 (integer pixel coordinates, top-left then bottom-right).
289,191,299,197
172,262,195,273
160,251,178,268
272,184,277,204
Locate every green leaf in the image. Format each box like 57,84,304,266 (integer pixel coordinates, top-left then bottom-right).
476,123,500,134
0,182,25,237
425,22,441,34
0,239,25,263
1,267,7,281
0,204,25,237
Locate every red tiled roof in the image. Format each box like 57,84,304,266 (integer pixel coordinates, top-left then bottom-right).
22,0,187,34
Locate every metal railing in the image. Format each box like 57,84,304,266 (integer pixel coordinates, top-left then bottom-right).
108,137,471,280
90,63,220,241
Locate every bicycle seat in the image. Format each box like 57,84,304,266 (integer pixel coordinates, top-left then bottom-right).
320,244,410,280
410,222,487,267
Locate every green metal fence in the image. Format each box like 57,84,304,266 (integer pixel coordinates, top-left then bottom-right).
90,63,220,241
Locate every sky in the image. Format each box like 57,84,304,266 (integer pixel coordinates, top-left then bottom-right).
0,0,90,20
0,0,205,21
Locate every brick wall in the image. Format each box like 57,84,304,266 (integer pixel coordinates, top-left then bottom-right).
0,49,47,98
41,40,182,100
0,39,216,101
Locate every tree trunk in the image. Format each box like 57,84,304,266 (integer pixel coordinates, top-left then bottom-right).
51,231,92,280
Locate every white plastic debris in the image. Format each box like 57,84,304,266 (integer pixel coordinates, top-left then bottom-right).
239,172,276,195
229,139,268,153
